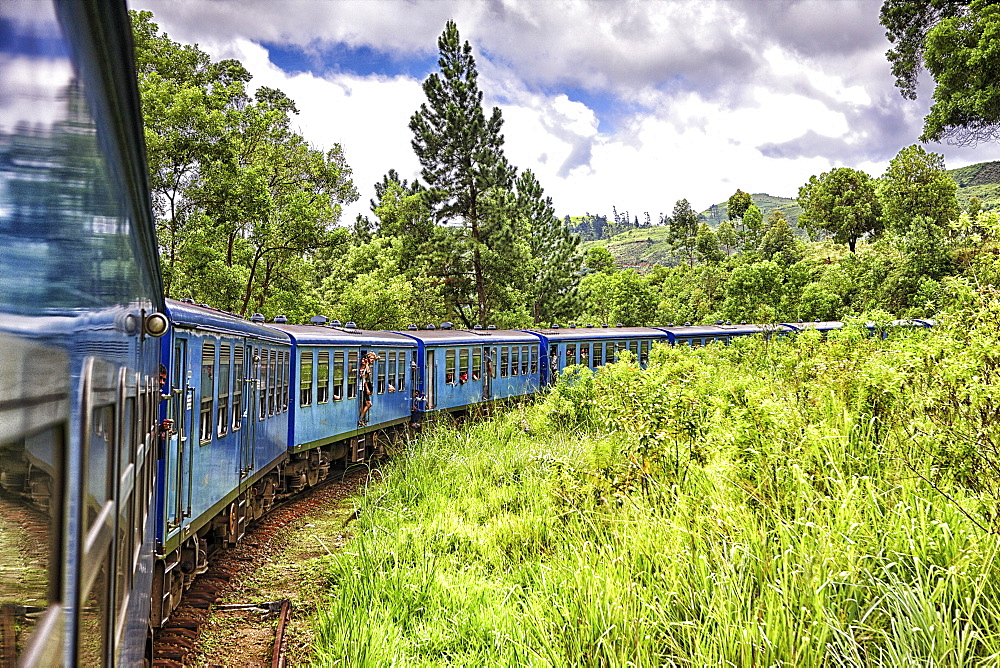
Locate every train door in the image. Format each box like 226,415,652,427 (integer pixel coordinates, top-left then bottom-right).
483,347,495,401
548,344,559,386
235,343,252,481
425,350,436,410
76,357,123,665
166,338,192,532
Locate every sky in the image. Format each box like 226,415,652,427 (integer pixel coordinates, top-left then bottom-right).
130,0,1000,224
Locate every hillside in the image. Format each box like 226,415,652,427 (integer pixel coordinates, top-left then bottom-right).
580,160,1000,269
699,193,803,229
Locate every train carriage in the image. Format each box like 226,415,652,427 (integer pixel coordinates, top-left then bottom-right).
655,322,789,346
271,319,417,465
153,300,291,627
527,325,669,384
397,325,542,419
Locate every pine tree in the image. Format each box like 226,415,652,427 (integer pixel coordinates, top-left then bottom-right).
516,170,583,324
409,20,516,326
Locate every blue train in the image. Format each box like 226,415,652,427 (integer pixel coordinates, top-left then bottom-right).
0,2,936,665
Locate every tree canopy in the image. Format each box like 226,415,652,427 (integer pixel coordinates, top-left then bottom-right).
132,10,357,318
798,167,883,252
881,0,1000,145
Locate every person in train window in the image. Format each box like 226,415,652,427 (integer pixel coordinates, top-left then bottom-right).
459,371,468,384
358,353,374,426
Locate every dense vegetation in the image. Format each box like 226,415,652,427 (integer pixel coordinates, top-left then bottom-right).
133,5,1000,331
307,284,1000,665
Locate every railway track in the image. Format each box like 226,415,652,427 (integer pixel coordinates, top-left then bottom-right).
152,462,374,667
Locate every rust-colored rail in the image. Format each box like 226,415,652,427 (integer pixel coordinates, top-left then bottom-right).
271,599,291,668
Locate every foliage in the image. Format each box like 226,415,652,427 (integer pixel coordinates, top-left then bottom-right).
881,0,1000,145
695,222,724,264
798,167,883,252
409,20,516,326
406,21,581,327
132,11,357,317
310,313,1000,666
879,0,969,101
517,170,584,324
880,145,960,234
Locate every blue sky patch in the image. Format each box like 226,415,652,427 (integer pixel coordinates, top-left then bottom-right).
262,40,437,80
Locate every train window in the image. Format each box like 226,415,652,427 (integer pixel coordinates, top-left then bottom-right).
81,360,118,664
567,344,577,366
396,350,407,392
333,352,344,400
500,347,509,377
0,422,65,662
169,343,182,423
218,343,230,438
286,351,292,410
258,349,268,421
580,344,590,367
377,352,386,394
446,349,457,384
386,352,395,392
300,351,314,407
232,347,245,431
317,351,330,403
269,350,277,416
472,347,482,381
279,351,287,412
347,352,358,399
530,346,538,374
640,340,649,364
511,346,519,376
630,341,639,357
458,348,468,384
520,346,529,375
117,383,138,623
200,342,215,443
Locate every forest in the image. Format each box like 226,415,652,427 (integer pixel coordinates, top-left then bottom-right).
129,3,1000,664
132,3,1000,332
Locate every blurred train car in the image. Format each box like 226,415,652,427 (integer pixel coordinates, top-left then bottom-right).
0,1,168,664
656,322,788,346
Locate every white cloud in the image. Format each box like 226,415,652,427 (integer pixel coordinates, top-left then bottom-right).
133,0,1000,223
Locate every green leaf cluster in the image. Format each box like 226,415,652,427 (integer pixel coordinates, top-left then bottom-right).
133,10,358,320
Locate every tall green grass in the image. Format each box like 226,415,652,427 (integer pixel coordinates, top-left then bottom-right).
309,311,1000,666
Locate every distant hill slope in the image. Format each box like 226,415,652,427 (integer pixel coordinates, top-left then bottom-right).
950,160,1000,188
578,160,1000,269
950,160,1000,211
699,193,803,229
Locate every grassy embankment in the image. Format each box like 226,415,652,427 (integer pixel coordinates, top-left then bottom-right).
308,291,1000,666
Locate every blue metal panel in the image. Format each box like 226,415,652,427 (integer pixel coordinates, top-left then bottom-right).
526,328,669,383
273,324,417,447
159,317,289,553
0,1,166,663
288,343,413,448
395,330,542,415
781,321,844,333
